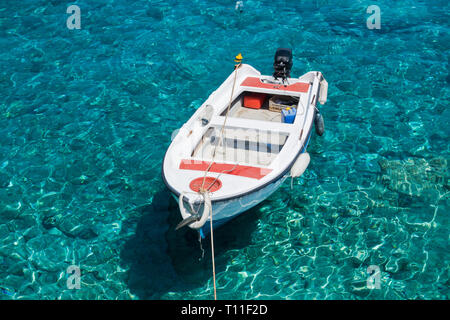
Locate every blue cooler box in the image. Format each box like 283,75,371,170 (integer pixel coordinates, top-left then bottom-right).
281,107,296,124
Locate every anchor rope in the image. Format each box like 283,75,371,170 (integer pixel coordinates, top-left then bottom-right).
175,54,243,299
199,56,243,301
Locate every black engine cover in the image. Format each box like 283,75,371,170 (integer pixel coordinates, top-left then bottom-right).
273,48,293,80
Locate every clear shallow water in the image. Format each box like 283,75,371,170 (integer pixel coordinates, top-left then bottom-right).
0,0,448,299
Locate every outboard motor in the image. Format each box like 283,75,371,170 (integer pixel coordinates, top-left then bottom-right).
273,48,293,81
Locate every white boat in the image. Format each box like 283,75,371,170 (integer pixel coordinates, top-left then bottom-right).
162,49,328,238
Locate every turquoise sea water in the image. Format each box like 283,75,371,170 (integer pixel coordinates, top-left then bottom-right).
0,0,448,299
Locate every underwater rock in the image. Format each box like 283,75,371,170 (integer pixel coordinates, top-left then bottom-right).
0,172,11,188
0,224,9,240
41,214,60,230
335,80,353,93
41,212,98,240
0,202,22,222
23,226,42,241
5,258,27,277
378,157,448,197
69,138,86,151
120,78,154,96
5,101,35,118
64,226,98,240
349,280,373,298
70,175,92,186
26,235,69,272
21,166,51,184
58,222,98,240
146,7,164,20
9,213,36,231
107,178,132,192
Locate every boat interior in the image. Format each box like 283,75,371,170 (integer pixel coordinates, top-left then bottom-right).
192,91,303,167
221,91,301,122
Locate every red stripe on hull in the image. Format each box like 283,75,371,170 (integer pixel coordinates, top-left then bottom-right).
179,159,272,180
241,77,310,93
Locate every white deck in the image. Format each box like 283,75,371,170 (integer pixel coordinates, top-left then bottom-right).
192,126,288,166
229,104,281,122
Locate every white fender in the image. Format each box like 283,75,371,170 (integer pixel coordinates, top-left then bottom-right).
179,192,211,229
319,78,328,105
290,152,310,178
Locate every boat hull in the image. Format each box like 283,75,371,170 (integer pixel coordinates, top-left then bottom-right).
173,172,289,237
167,129,313,237
161,65,326,237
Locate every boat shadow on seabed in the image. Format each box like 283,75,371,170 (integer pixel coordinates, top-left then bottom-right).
120,188,260,299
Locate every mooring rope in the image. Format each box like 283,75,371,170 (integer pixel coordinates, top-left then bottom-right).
176,54,245,299
201,54,243,301
176,54,243,299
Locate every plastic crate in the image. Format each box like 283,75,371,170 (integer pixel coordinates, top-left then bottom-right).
268,95,297,112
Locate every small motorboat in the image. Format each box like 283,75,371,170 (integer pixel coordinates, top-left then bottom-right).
162,48,328,238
